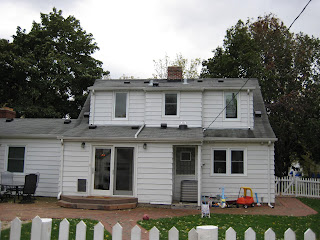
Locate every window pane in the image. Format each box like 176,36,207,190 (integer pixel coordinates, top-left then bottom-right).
165,94,177,115
213,150,226,174
231,150,244,174
226,92,237,118
94,148,111,190
176,147,195,175
115,93,127,118
7,147,25,173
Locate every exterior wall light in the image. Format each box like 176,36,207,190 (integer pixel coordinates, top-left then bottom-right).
143,143,147,149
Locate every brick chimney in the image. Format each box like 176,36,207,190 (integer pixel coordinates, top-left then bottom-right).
167,66,183,81
0,107,16,119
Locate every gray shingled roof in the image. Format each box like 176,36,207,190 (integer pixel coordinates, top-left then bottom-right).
88,78,257,91
0,118,76,139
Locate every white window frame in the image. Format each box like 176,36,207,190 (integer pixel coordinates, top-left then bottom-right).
211,147,247,176
6,145,27,174
224,91,240,121
162,92,180,117
180,151,191,161
113,92,129,120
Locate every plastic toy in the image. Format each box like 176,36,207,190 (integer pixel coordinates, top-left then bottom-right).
236,187,255,208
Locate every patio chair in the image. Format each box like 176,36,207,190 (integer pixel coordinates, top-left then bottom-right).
20,174,38,203
0,171,13,201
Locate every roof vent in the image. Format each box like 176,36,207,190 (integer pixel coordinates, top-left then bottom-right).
197,79,203,82
131,126,139,129
148,80,154,86
153,82,159,87
124,81,130,84
64,119,72,124
183,79,188,84
5,118,13,122
144,81,149,84
179,122,188,130
89,124,97,129
255,111,262,117
84,112,90,118
218,79,224,83
161,123,167,129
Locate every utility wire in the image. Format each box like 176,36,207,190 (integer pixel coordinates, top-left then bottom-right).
204,78,250,130
288,0,312,30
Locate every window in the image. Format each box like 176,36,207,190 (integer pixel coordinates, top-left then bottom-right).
165,93,177,116
176,147,195,175
114,92,127,118
225,92,238,118
212,149,245,175
7,147,25,173
213,150,226,174
231,150,244,174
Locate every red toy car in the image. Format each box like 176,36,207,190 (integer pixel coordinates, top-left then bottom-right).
236,187,255,208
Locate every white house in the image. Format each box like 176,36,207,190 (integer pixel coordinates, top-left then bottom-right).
0,67,277,207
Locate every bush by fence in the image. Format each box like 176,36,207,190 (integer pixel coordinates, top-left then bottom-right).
0,216,317,240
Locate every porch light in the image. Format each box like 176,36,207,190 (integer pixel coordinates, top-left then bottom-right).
143,143,147,149
81,142,85,148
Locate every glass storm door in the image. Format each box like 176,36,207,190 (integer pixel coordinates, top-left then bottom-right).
93,148,112,195
113,147,134,195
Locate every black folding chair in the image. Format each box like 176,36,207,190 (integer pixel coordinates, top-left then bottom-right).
20,174,38,203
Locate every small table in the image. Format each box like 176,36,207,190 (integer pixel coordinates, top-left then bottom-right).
1,182,24,203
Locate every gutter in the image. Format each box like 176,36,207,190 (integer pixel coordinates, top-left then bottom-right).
203,137,278,143
58,137,203,143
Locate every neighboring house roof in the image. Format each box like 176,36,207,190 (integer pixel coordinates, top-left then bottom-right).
0,78,276,142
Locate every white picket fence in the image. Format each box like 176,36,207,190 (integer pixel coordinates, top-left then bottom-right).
275,176,320,198
0,216,317,240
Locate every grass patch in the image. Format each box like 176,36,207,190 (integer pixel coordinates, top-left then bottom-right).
0,218,112,240
138,197,320,240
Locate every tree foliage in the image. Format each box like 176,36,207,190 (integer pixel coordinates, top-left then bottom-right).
153,53,201,79
201,14,320,176
0,8,109,118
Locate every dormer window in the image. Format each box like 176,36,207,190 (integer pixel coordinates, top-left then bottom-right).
114,92,127,119
164,93,178,116
225,92,238,118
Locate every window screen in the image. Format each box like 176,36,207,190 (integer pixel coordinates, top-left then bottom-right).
231,150,244,174
7,147,25,173
225,92,237,118
165,93,177,115
115,92,127,118
176,147,195,175
213,150,226,174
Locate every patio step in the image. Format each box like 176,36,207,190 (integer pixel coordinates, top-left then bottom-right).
58,195,138,210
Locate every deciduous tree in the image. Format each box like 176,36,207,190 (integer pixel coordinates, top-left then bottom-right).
0,8,109,118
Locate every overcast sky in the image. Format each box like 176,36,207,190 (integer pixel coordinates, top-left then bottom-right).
0,0,319,79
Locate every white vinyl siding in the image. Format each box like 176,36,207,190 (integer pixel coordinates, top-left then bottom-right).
136,143,173,204
90,91,145,125
203,90,253,129
202,143,275,203
61,142,91,196
145,91,202,127
0,139,61,197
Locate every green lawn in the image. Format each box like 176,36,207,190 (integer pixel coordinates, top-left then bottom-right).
1,198,319,239
138,197,320,240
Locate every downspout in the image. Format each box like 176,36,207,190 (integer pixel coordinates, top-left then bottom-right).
135,123,145,138
91,90,95,124
267,140,274,208
57,138,64,199
197,143,202,207
247,89,250,128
